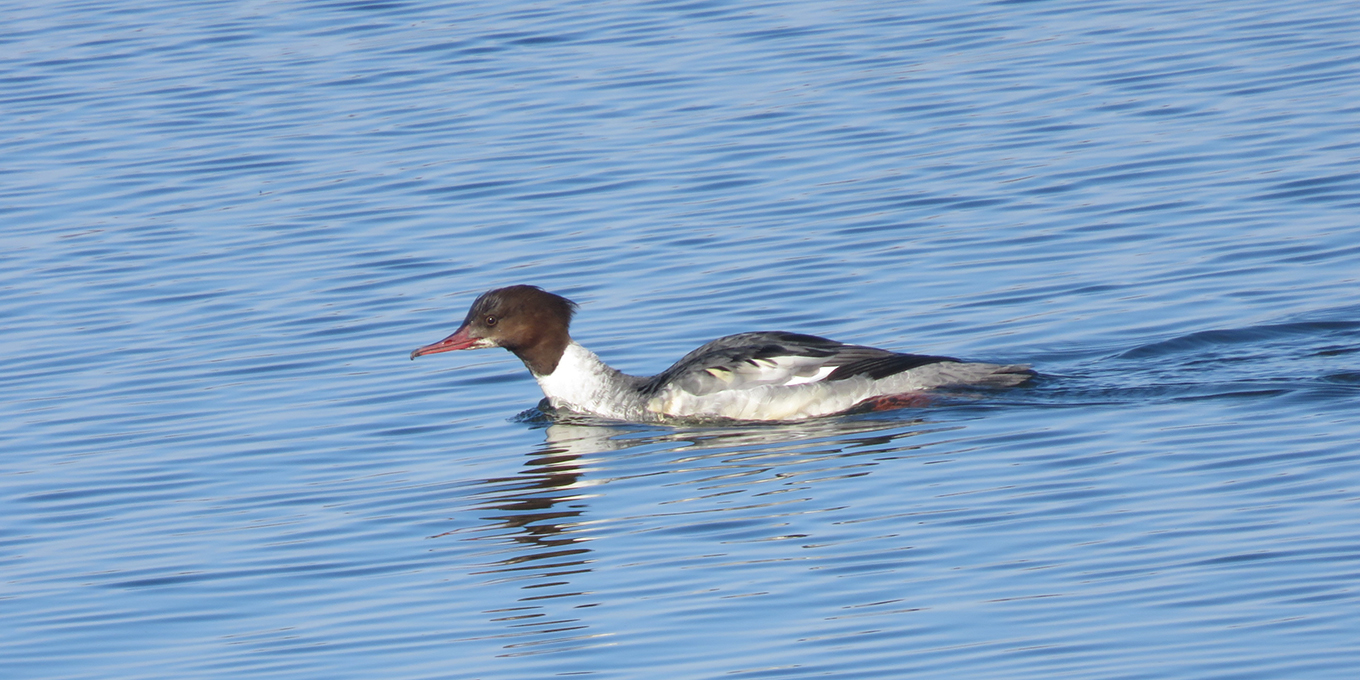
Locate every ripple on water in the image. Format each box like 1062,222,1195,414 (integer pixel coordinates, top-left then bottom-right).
5,0,1360,679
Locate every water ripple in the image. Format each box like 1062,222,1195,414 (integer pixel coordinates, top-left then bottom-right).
5,0,1360,678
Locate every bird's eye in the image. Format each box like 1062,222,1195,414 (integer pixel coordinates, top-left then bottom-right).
485,315,497,326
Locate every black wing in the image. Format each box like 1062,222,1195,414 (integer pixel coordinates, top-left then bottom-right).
641,331,957,397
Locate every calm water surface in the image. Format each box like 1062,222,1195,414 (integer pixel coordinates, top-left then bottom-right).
5,1,1360,678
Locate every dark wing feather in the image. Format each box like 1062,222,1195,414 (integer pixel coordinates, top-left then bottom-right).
642,331,958,397
826,352,958,381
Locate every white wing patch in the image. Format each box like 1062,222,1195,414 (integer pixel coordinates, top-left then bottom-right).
679,354,839,395
783,364,838,386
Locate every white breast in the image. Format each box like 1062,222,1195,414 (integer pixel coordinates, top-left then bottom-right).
534,343,643,420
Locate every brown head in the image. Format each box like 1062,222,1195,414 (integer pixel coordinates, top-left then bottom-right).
410,285,579,375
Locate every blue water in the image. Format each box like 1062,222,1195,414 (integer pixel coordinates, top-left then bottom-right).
5,1,1360,678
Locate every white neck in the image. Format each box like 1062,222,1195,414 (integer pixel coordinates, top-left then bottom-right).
533,342,646,420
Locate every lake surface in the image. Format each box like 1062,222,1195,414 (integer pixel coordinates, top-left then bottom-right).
5,1,1360,678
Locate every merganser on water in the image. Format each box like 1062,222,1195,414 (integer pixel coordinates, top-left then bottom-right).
411,285,1033,422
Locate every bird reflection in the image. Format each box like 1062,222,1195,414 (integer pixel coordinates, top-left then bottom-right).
461,411,936,576
449,408,936,652
462,437,598,580
441,421,647,653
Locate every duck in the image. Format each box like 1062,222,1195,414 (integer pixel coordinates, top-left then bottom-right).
411,285,1032,422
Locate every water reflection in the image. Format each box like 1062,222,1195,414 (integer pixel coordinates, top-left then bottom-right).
458,413,941,575
462,439,597,586
449,413,957,654
436,427,607,654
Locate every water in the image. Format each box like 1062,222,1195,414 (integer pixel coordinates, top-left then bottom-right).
4,0,1360,678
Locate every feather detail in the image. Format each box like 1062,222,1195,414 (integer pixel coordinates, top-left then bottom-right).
634,331,1029,420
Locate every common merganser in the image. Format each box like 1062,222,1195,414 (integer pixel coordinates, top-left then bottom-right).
411,285,1033,422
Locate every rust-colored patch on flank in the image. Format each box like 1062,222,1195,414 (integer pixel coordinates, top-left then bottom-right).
858,392,935,411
